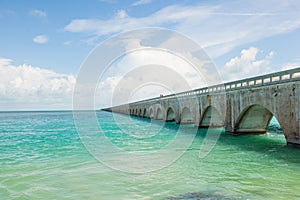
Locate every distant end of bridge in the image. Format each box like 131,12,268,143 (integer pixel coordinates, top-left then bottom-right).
102,68,300,147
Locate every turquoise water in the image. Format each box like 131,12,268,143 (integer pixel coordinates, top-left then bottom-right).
0,111,300,199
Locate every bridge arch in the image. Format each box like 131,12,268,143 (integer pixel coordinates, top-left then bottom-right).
149,108,154,119
181,107,193,124
200,106,224,127
156,107,163,120
235,104,276,134
142,108,147,118
166,107,175,122
139,108,142,117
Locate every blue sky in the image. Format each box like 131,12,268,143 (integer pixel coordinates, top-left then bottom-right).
0,0,300,110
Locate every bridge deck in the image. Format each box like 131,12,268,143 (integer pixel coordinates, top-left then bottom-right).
103,68,300,147
128,67,300,105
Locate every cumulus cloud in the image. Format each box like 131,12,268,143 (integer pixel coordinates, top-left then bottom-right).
95,47,213,108
221,47,274,81
80,30,222,108
0,58,75,110
33,35,48,44
29,9,47,17
64,1,300,57
64,1,300,108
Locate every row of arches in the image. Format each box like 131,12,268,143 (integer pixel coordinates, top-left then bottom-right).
129,105,224,127
128,104,283,136
129,108,148,117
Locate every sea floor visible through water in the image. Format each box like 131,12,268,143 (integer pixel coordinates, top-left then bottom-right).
0,111,300,199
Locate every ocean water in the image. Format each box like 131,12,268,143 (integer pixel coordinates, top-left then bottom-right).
0,111,300,199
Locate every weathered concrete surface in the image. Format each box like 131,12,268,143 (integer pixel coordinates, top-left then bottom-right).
104,68,300,146
225,82,300,146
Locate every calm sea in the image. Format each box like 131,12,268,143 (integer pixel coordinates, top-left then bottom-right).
0,111,299,199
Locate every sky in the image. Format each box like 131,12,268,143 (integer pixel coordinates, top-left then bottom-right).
0,0,300,110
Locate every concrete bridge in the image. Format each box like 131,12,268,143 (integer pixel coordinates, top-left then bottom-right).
103,68,300,146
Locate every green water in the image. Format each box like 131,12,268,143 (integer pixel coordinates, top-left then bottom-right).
0,111,299,199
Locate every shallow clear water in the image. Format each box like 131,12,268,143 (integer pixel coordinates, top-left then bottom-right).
0,111,299,199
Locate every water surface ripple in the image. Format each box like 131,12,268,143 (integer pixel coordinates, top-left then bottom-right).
0,111,299,199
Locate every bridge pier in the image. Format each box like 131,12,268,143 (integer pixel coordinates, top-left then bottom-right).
224,82,300,146
107,68,300,147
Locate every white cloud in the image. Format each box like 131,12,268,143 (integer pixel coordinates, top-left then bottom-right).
281,62,300,70
63,41,72,46
95,47,212,107
0,57,12,66
0,58,75,110
221,47,274,81
78,29,225,108
132,0,153,6
64,1,300,108
29,9,47,17
64,5,211,35
116,9,127,19
33,35,48,44
64,1,300,57
98,0,117,3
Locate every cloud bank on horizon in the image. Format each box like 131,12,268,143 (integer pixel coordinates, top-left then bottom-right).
0,58,75,110
0,0,300,110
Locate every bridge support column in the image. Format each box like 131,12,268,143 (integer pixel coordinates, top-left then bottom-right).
286,135,300,146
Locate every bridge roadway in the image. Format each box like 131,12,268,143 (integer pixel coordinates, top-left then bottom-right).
102,68,300,146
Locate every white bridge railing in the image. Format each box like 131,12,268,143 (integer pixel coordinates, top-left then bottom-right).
131,67,300,105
